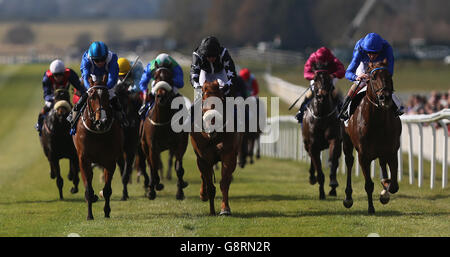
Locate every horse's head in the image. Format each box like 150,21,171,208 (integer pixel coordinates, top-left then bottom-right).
86,85,111,131
312,70,333,104
367,59,394,109
201,80,225,137
154,67,175,106
53,100,72,123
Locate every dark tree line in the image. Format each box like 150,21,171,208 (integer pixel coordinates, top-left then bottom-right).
163,0,450,51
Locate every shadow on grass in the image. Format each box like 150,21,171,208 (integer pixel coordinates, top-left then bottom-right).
0,197,85,205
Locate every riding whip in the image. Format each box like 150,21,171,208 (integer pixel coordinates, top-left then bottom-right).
122,55,141,82
288,86,311,110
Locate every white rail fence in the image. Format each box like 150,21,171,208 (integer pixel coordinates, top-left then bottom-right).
262,74,449,189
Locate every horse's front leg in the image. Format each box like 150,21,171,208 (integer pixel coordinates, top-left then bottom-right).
387,155,399,194
69,157,79,194
342,132,354,209
219,152,236,216
197,158,215,215
379,158,391,204
50,158,64,200
79,156,97,220
328,138,342,196
174,158,188,200
147,150,164,200
102,164,115,218
310,148,325,200
359,155,375,214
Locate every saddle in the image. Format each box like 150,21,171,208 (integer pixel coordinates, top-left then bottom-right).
344,87,367,127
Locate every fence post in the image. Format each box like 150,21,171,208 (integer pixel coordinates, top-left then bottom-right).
439,120,448,188
407,123,414,185
431,125,436,189
418,123,423,188
398,135,403,182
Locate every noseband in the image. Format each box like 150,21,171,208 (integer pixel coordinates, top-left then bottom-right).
82,85,114,133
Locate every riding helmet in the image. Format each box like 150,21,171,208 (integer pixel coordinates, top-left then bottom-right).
362,33,383,53
199,36,221,57
118,58,131,76
88,41,109,61
49,59,65,74
155,53,171,68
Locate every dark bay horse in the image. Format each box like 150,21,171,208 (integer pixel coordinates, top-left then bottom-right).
302,70,342,199
342,60,401,214
73,84,123,220
238,96,262,168
114,82,143,200
190,80,243,215
40,89,79,199
140,68,189,200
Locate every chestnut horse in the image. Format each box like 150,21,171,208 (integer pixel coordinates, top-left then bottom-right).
302,70,342,199
73,83,123,220
40,89,79,199
190,80,243,215
114,82,143,200
342,60,401,214
140,68,189,200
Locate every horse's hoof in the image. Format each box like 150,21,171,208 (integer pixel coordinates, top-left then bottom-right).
91,195,99,203
87,216,94,221
219,208,232,216
343,199,353,208
309,176,317,185
176,192,185,200
250,160,254,164
380,190,390,205
156,183,164,191
70,187,78,194
388,183,399,194
329,188,337,197
368,207,375,214
50,170,56,179
99,190,104,199
319,192,326,200
148,191,156,200
200,194,209,202
121,196,128,201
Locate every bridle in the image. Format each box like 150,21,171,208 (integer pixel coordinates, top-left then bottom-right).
82,85,114,133
367,66,392,108
308,70,338,119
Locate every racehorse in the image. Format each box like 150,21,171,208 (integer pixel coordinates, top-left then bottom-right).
302,70,342,199
342,59,401,214
114,82,143,200
40,89,79,199
238,96,262,168
190,80,243,215
73,79,123,220
140,68,189,200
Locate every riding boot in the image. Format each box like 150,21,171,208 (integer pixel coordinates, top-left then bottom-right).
295,97,312,124
392,94,404,116
111,97,129,128
338,96,352,121
35,113,45,136
138,94,155,120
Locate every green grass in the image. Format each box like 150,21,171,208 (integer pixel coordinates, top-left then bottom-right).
0,64,448,237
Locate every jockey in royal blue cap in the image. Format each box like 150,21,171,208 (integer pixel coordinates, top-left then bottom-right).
67,41,128,130
338,33,404,120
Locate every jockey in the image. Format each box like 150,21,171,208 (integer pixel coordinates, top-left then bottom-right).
339,32,403,120
190,36,237,101
35,59,86,136
138,53,184,118
295,47,345,123
117,57,144,94
239,68,259,98
67,41,128,129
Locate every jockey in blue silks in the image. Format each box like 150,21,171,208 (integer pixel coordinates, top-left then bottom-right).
138,53,184,118
339,33,404,121
67,41,128,130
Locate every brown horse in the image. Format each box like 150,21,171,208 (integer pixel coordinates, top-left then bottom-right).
302,70,342,199
190,80,243,215
73,84,123,220
40,89,79,199
114,82,143,200
238,96,262,168
140,68,189,200
342,60,401,214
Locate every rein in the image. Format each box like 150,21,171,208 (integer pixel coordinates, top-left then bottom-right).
82,85,114,134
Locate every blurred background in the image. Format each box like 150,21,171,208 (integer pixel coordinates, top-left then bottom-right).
0,0,449,113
